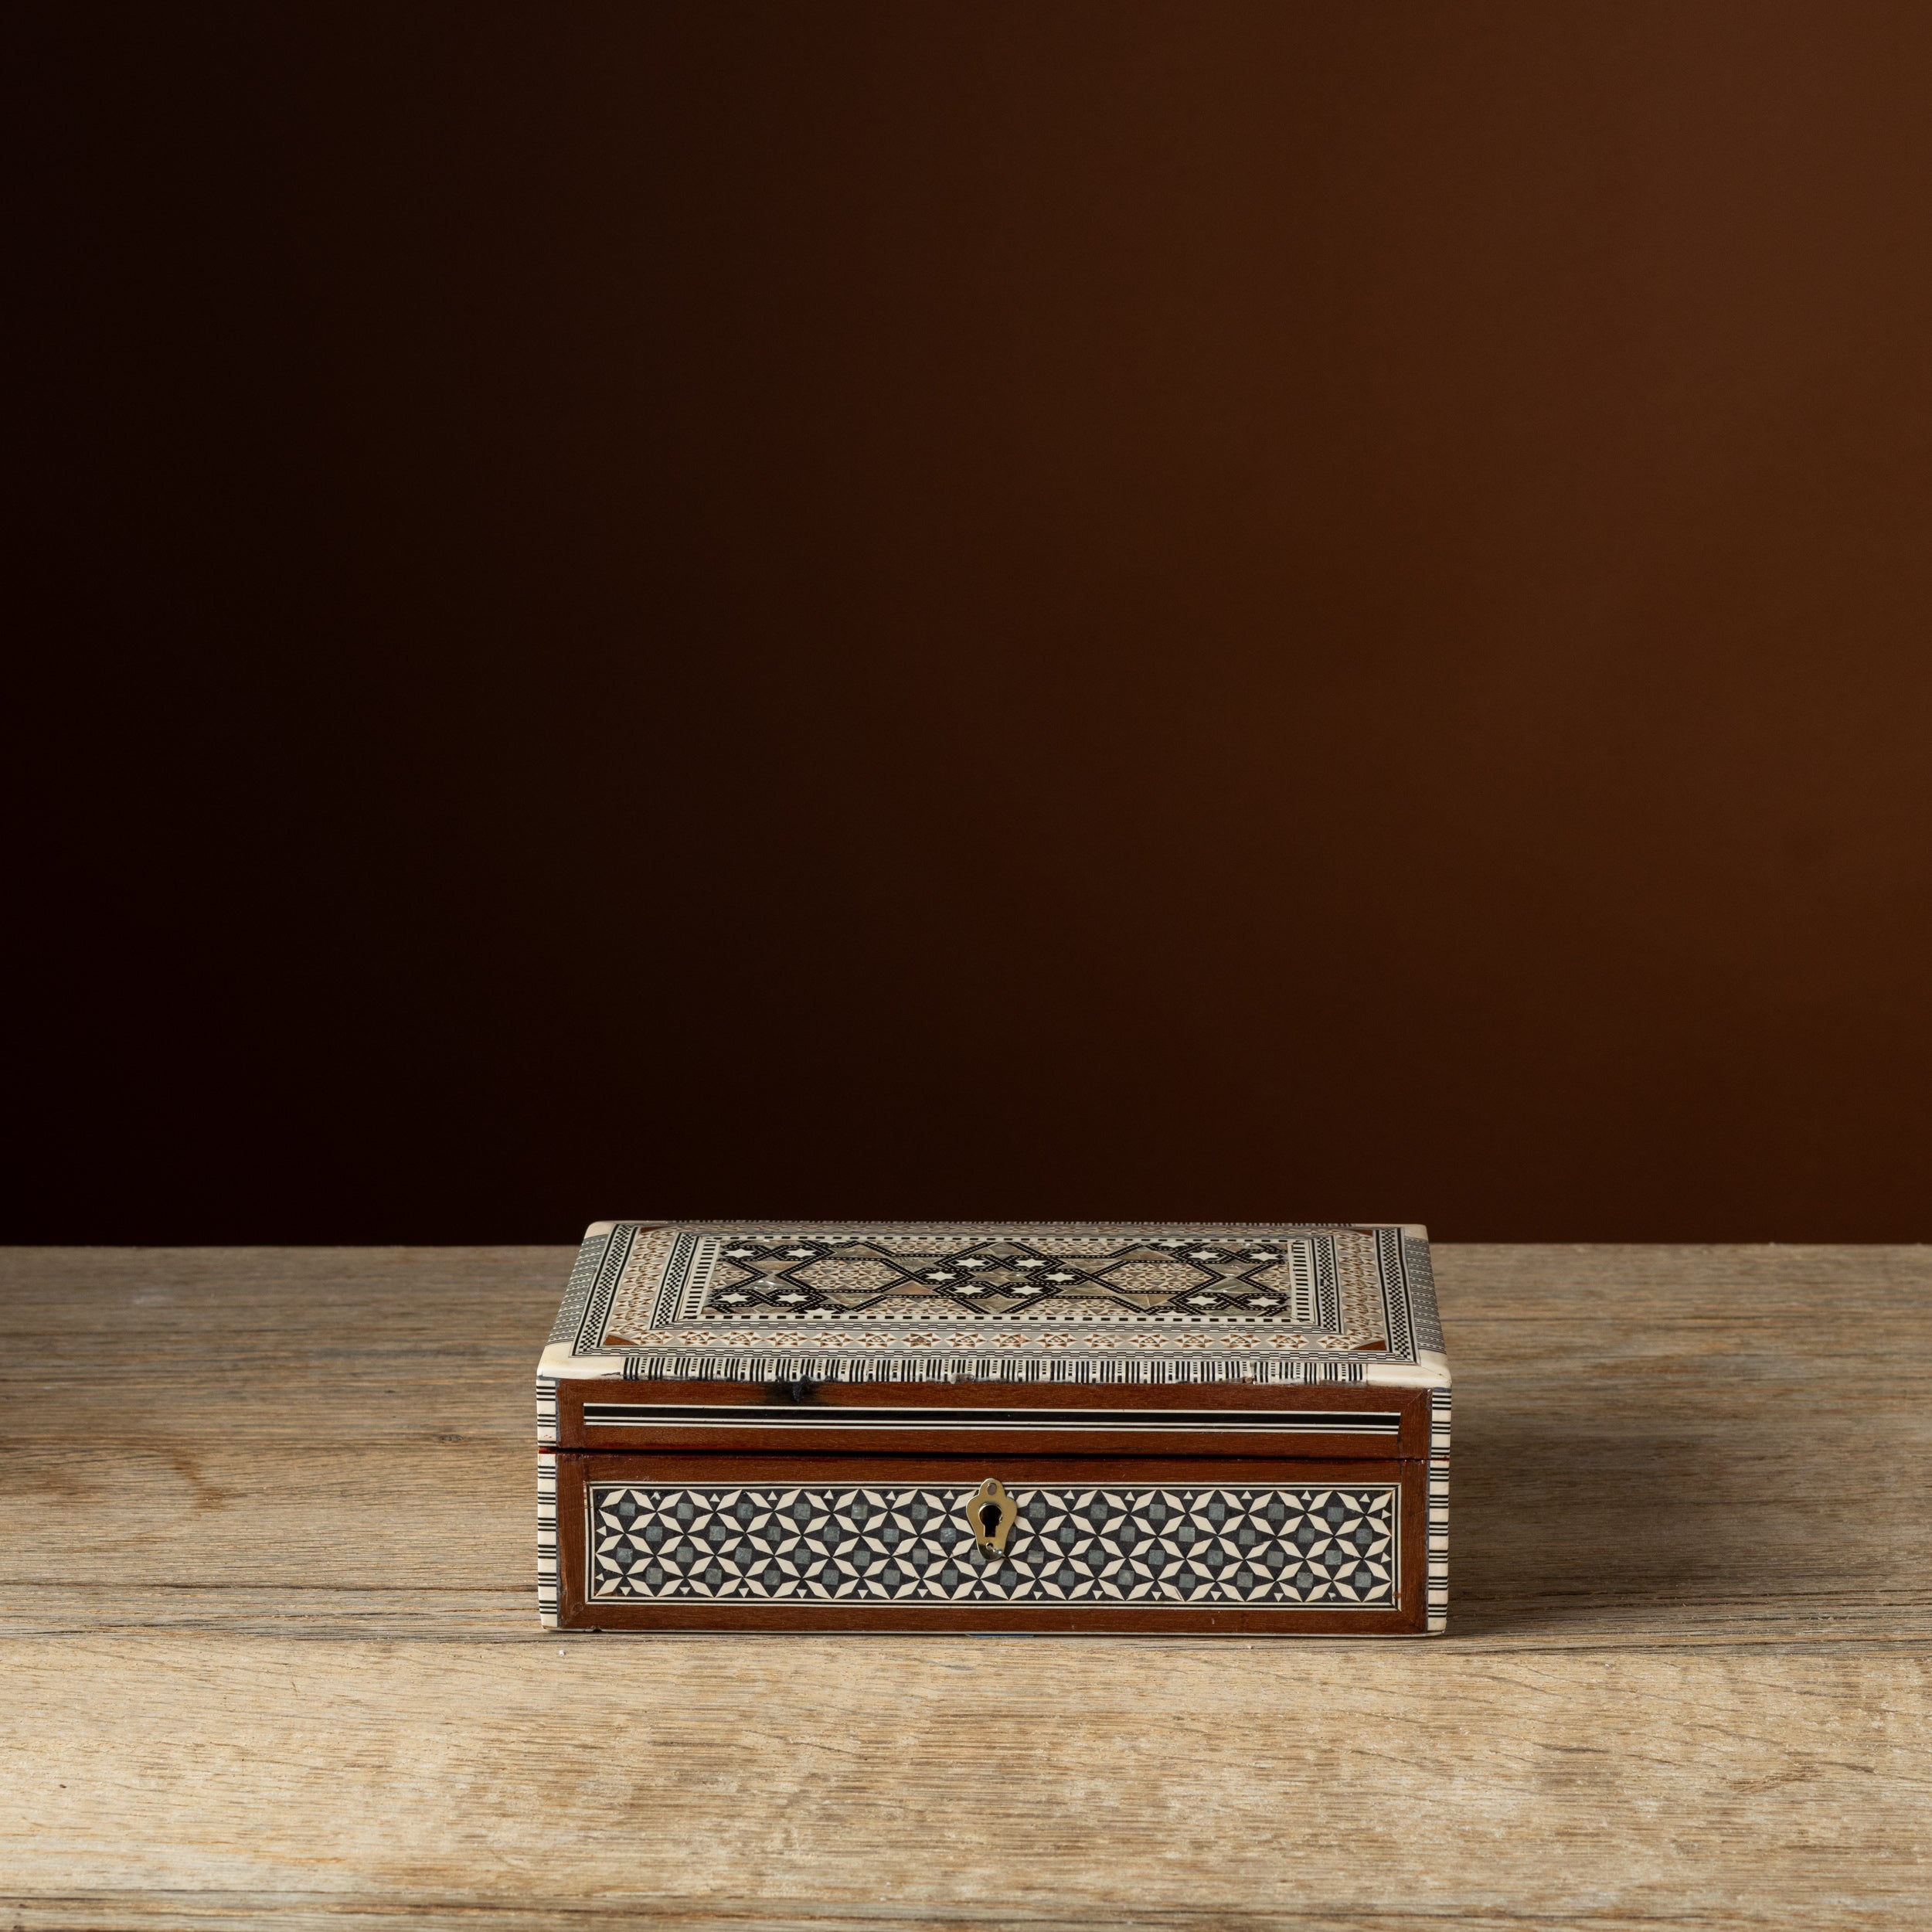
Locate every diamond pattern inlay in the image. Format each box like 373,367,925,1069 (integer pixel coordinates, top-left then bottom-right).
685,1236,1327,1323
589,1483,1398,1606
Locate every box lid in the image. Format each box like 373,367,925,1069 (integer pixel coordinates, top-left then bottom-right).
539,1221,1447,1397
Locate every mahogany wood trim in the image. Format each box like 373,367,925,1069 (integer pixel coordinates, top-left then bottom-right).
556,1378,1431,1460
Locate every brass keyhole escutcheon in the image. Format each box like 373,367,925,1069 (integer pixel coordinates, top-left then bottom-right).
968,1478,1018,1560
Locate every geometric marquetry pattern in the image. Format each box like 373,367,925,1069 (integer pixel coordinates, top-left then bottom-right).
561,1222,1450,1383
588,1484,1397,1607
693,1233,1321,1321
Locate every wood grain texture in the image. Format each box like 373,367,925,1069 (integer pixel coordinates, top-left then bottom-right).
2,1243,1929,1930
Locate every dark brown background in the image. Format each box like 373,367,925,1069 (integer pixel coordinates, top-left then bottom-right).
9,2,1931,1243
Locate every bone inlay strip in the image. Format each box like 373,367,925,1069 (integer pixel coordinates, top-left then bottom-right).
581,1404,1403,1434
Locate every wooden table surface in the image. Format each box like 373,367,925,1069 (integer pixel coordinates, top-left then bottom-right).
3,1244,1928,1930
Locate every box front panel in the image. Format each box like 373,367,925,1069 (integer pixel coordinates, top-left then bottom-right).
550,1453,1429,1633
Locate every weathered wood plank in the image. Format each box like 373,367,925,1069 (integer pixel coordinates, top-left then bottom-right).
2,1243,1928,1928
7,1906,1901,1932
4,1638,1927,1925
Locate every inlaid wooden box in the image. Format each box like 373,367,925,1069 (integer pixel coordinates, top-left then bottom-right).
537,1221,1449,1634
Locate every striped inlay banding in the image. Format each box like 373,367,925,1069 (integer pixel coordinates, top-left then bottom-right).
581,1403,1404,1435
537,1451,560,1629
1426,1388,1451,1634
